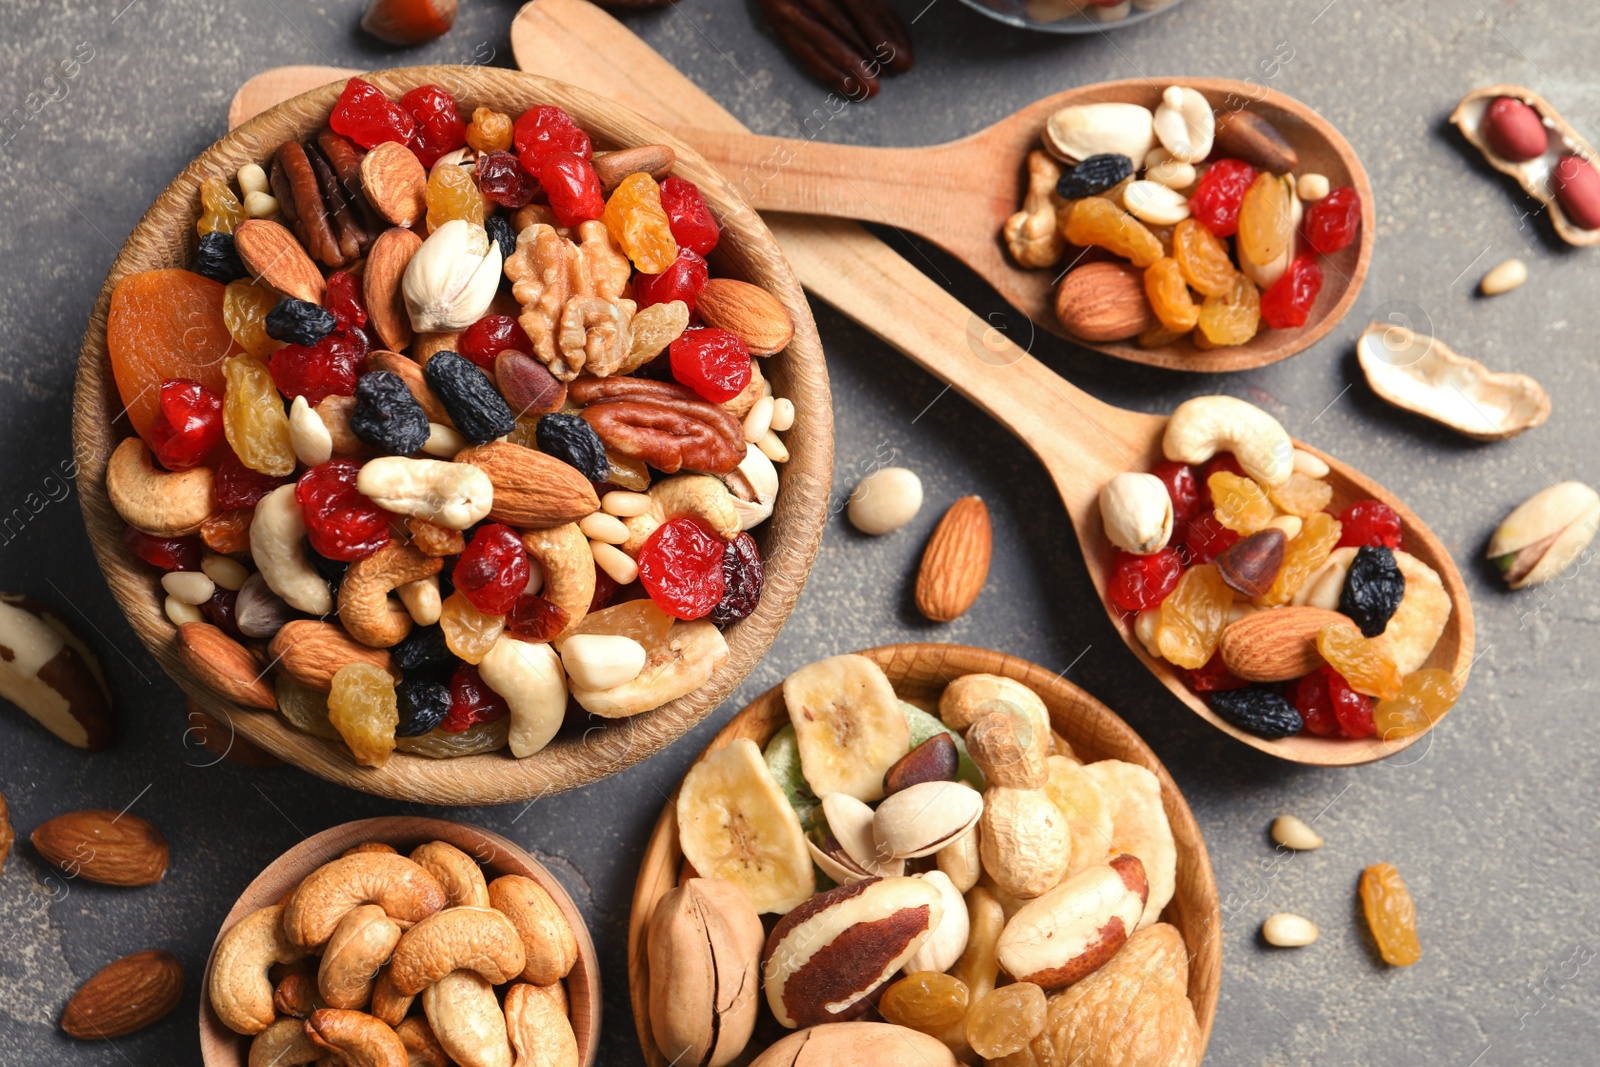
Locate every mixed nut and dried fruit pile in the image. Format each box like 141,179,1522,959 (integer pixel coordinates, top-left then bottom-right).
208,839,581,1067
1098,395,1459,742
103,79,801,765
647,654,1201,1067
1004,86,1362,349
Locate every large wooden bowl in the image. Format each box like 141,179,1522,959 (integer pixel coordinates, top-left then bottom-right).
70,66,832,804
626,644,1222,1066
198,816,600,1067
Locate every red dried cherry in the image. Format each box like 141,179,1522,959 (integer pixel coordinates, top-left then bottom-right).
453,523,529,615
1107,548,1182,613
325,271,368,332
122,526,202,571
1183,516,1241,566
147,379,223,471
476,150,541,209
670,327,751,404
1181,652,1250,692
213,448,288,509
639,516,726,620
458,315,533,369
539,153,605,227
329,78,415,150
1260,256,1323,330
513,106,592,166
635,249,709,313
1290,669,1342,737
1188,159,1258,238
295,460,391,562
505,594,570,642
270,332,367,404
442,663,510,733
659,177,720,256
1150,460,1201,532
1336,500,1403,550
588,568,619,614
1304,187,1361,254
399,85,466,168
1326,667,1376,738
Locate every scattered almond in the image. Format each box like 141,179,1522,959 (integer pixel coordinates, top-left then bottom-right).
31,809,169,887
235,219,325,304
175,622,276,710
695,278,794,356
364,227,423,352
61,950,184,1039
1218,606,1346,682
915,496,993,622
359,141,429,228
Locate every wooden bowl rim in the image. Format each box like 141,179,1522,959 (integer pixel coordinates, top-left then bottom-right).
70,65,833,805
624,642,1222,1066
197,815,600,1067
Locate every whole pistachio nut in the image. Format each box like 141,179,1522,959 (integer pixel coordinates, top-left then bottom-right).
873,780,984,860
1098,473,1174,555
1486,481,1600,588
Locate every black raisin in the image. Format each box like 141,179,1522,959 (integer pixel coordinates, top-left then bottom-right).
306,548,347,591
1209,687,1303,740
350,370,431,456
1056,153,1135,200
1339,545,1405,638
395,676,451,737
709,532,764,627
485,214,517,262
265,297,338,347
392,624,457,677
535,413,609,481
194,231,244,284
424,351,516,444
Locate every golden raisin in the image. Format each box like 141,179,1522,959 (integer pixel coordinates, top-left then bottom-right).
1268,471,1334,517
223,280,284,358
465,107,514,154
966,982,1047,1059
1208,471,1275,534
426,163,486,232
440,590,505,664
201,509,253,554
1172,218,1235,297
879,971,970,1034
563,599,673,647
1257,511,1341,606
1360,862,1420,966
1060,196,1164,268
1237,173,1294,267
602,172,678,274
1138,323,1185,348
1196,273,1261,347
1373,668,1459,738
1144,257,1200,332
407,517,466,557
327,662,399,768
1155,563,1233,669
198,176,244,235
1316,623,1403,699
222,355,296,477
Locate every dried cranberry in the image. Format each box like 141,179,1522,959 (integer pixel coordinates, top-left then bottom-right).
1150,461,1201,532
270,332,367,404
1107,548,1182,613
459,314,533,368
658,177,719,256
296,460,391,562
399,85,466,168
325,271,368,332
122,526,202,571
1289,669,1343,737
588,568,619,614
476,150,540,209
635,249,709,313
505,594,570,642
213,449,287,509
639,516,726,620
538,153,604,227
453,524,529,615
442,663,510,733
147,379,223,471
201,588,244,641
512,105,591,165
1181,652,1250,692
670,327,751,404
1188,158,1258,238
1260,256,1323,330
709,532,763,627
1336,500,1402,550
328,77,415,150
1183,516,1240,566
1327,667,1376,738
1304,187,1361,254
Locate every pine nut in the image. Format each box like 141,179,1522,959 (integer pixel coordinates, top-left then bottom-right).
237,163,270,196
165,595,205,626
243,190,280,219
1262,912,1319,947
742,395,775,443
769,397,796,432
755,429,789,463
1296,173,1330,202
601,490,652,517
201,554,249,592
579,511,630,544
1291,448,1330,478
1480,258,1528,296
1271,814,1324,850
162,570,216,606
590,540,638,585
1266,514,1303,541
422,422,467,458
398,576,442,626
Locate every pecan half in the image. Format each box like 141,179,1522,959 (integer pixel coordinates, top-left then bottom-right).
306,140,372,266
572,378,745,475
272,141,343,267
316,129,385,236
759,0,913,98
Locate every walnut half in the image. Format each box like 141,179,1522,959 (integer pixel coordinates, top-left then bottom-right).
504,220,631,380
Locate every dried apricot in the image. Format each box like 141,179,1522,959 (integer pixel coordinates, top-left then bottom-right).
1196,272,1261,347
1061,196,1164,268
1172,218,1235,297
879,971,969,1034
107,270,239,443
1316,622,1403,699
1373,668,1459,738
1207,471,1274,534
1360,862,1420,966
1155,563,1232,669
1144,257,1200,333
1257,511,1341,606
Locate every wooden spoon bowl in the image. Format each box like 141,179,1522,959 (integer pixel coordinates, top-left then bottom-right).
198,816,600,1067
72,65,833,804
626,643,1221,1067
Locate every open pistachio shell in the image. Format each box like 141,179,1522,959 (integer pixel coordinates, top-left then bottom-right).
1356,321,1550,441
1487,482,1600,589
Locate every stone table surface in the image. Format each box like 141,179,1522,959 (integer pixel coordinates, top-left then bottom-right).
2,0,1597,1064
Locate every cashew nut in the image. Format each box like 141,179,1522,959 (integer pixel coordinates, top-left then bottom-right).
318,904,403,1010
478,636,568,759
720,446,780,531
248,1017,320,1067
621,475,743,556
208,904,310,1035
505,982,580,1067
409,840,491,909
1162,395,1294,488
422,970,513,1067
304,1007,408,1067
369,966,413,1027
519,524,594,641
338,543,445,648
1003,150,1067,268
387,906,527,995
396,1016,450,1067
273,970,322,1017
282,852,448,949
356,457,495,530
252,484,334,615
487,875,578,986
106,437,215,537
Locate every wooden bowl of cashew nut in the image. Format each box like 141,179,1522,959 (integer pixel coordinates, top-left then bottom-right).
199,816,600,1067
71,66,833,805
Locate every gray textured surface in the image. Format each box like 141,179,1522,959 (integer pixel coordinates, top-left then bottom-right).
1,0,1597,1064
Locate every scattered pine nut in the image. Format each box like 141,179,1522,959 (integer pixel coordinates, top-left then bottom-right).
1271,814,1324,850
1262,912,1319,947
1480,258,1528,296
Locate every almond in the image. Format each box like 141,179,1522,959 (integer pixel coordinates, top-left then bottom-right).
31,809,169,886
592,144,676,193
695,278,794,356
235,219,325,304
175,622,275,710
915,496,992,622
269,620,395,693
367,349,450,424
1213,110,1299,174
456,442,600,529
1054,261,1156,342
61,950,184,1039
365,227,423,352
1218,606,1347,682
359,141,429,228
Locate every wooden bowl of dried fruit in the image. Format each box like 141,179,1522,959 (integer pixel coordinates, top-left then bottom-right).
627,644,1221,1067
71,66,832,804
198,815,600,1067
